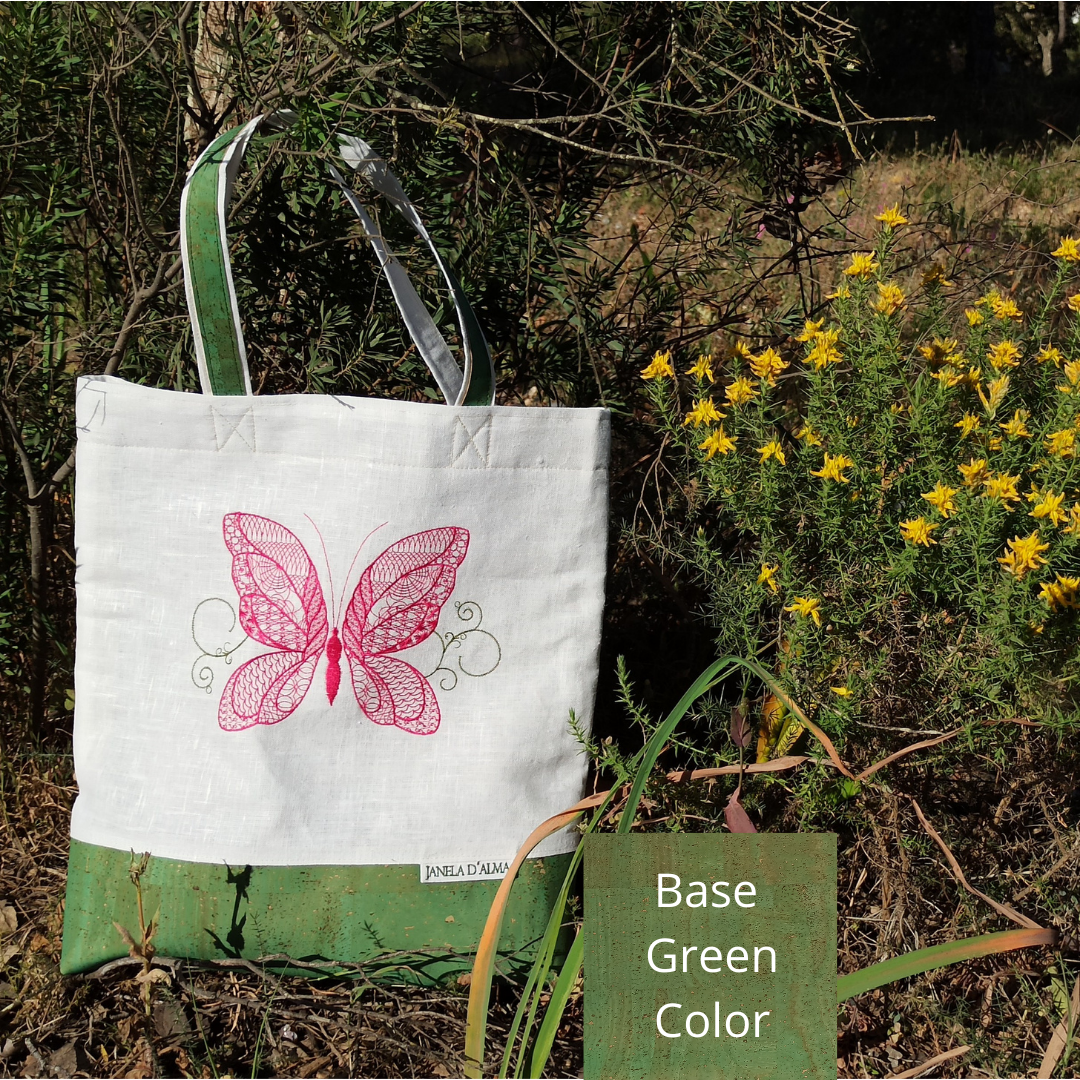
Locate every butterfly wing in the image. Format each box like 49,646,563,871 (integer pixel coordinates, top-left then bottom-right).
218,650,323,731
341,527,469,734
218,513,328,730
349,655,440,735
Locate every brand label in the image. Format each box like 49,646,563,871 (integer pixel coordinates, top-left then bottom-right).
420,859,511,883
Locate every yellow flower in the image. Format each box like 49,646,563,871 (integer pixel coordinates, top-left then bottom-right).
1066,503,1080,535
956,364,981,389
795,318,824,343
900,516,939,546
844,252,879,278
757,563,779,593
1057,360,1080,395
795,422,823,447
999,409,1031,439
922,482,959,518
921,263,954,287
1045,428,1077,458
699,426,736,459
686,354,715,382
934,358,979,390
982,471,1022,507
725,376,758,408
641,350,675,379
1036,345,1063,366
988,435,1003,451
958,457,989,488
732,340,754,361
683,398,723,428
749,347,789,386
806,329,842,369
919,337,959,366
785,596,821,626
875,204,908,229
871,282,905,316
965,308,985,327
987,341,1021,370
990,295,1023,322
1031,489,1067,527
830,686,853,697
977,374,1010,418
757,439,786,465
1039,574,1080,610
811,452,855,483
998,531,1050,578
955,413,981,438
826,285,851,300
1053,236,1080,262
1068,293,1080,313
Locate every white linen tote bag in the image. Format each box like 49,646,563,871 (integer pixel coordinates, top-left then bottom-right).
61,114,609,976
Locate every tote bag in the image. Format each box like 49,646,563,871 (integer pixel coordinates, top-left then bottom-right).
60,114,609,976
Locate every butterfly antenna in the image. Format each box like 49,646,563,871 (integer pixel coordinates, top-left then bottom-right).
303,514,338,624
337,521,388,619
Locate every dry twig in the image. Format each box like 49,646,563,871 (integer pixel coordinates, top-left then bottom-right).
1037,971,1080,1079
910,798,1042,931
885,1043,972,1079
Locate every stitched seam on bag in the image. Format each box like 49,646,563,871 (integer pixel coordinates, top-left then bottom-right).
210,405,257,452
450,415,492,468
80,443,605,472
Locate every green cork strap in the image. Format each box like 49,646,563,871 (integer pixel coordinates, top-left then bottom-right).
180,112,495,405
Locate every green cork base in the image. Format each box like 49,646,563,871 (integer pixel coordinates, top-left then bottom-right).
61,840,571,982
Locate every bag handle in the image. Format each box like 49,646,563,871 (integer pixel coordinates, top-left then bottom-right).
179,112,495,405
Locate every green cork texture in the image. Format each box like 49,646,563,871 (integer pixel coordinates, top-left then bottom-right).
584,833,837,1080
183,123,250,396
62,840,570,982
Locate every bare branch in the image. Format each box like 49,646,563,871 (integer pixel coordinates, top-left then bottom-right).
36,254,181,502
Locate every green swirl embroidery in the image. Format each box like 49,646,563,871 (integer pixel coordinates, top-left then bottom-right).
191,597,249,693
424,601,501,692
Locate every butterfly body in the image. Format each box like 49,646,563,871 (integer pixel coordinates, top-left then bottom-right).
325,628,343,705
218,513,469,734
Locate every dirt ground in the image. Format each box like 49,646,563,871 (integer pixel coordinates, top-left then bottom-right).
3,730,1078,1078
0,755,584,1079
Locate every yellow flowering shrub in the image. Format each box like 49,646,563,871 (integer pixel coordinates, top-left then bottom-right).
639,224,1080,739
682,398,723,428
874,204,908,230
640,349,675,380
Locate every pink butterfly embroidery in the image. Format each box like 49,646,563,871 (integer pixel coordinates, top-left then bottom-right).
218,513,469,735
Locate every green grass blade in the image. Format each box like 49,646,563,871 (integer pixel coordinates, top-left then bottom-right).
527,930,583,1079
505,770,639,1076
617,655,739,833
475,654,776,1078
502,846,583,1078
464,807,587,1078
499,931,551,1078
520,656,747,1075
837,928,1054,1002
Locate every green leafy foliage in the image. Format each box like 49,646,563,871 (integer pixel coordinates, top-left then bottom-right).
0,1,860,740
639,223,1080,761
